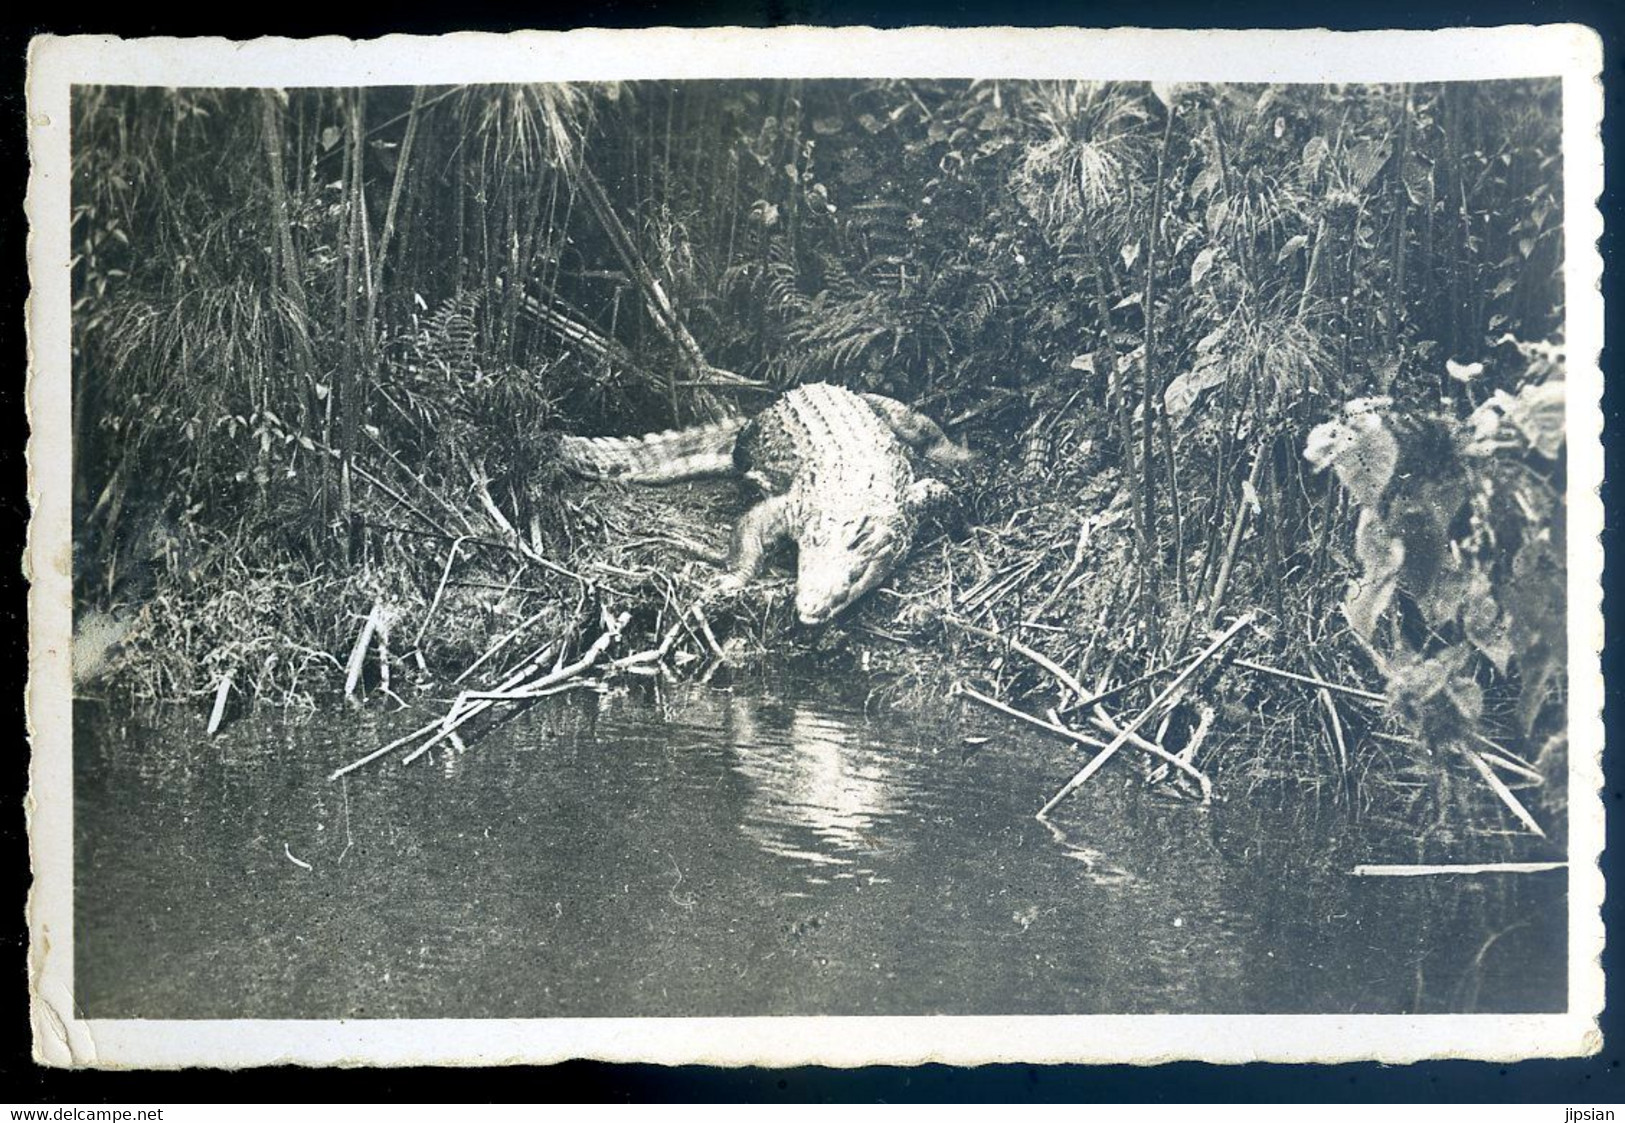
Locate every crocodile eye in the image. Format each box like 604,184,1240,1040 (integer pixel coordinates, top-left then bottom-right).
848,517,876,550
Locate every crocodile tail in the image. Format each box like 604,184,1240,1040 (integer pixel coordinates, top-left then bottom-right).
558,418,748,484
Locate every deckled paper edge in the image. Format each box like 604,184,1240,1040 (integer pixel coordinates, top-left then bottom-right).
23,24,1606,1070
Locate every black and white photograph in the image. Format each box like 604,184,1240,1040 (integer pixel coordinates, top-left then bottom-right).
25,27,1604,1067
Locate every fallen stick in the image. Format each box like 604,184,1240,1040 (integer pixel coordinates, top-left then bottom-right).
206,668,236,736
1462,746,1547,838
956,683,1108,750
1351,862,1565,877
362,428,481,537
1201,443,1265,633
1038,612,1254,818
1370,730,1546,784
468,464,590,586
414,536,473,647
1474,748,1546,785
945,615,1088,700
469,460,519,537
956,684,1212,799
400,611,630,767
957,554,1046,615
344,600,383,700
1471,731,1542,774
1032,519,1093,619
455,681,598,703
571,163,722,405
1056,654,1198,716
1231,657,1386,704
1088,704,1213,801
329,714,443,780
1179,703,1215,766
377,613,393,699
453,607,553,685
608,620,686,671
361,519,601,583
513,539,592,587
691,603,727,661
1319,686,1349,774
348,458,448,537
1148,701,1217,787
328,639,560,781
477,637,563,709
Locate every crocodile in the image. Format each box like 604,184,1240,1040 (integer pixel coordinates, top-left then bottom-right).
558,383,974,624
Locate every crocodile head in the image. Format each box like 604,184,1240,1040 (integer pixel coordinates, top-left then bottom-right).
795,510,912,625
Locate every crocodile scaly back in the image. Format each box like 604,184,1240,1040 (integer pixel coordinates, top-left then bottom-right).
734,383,915,500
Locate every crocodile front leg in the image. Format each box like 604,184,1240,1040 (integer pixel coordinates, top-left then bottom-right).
905,477,953,515
725,494,797,582
903,477,962,541
861,393,977,465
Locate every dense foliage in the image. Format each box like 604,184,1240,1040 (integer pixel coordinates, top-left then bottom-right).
71,78,1569,846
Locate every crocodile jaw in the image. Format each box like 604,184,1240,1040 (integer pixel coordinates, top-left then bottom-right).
794,515,910,625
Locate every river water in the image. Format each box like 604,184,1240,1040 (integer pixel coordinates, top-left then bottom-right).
74,674,1566,1019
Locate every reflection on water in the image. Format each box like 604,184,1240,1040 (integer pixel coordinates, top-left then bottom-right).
730,701,906,874
73,675,1567,1019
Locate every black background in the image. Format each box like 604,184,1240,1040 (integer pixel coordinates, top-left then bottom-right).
4,0,1621,1103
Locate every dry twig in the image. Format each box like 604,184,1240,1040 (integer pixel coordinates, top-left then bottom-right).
1351,862,1564,877
1461,746,1547,838
1038,613,1254,818
944,615,1088,700
1231,657,1386,704
399,611,630,766
206,669,235,736
955,684,1211,800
